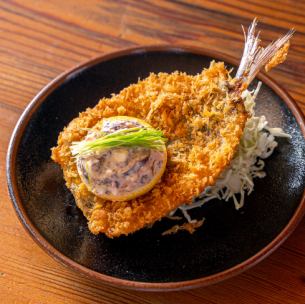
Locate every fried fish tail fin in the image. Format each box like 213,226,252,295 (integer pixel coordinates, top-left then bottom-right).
236,18,294,85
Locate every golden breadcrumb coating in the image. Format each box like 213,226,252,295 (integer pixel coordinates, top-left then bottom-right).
162,220,205,236
51,62,248,238
265,42,290,72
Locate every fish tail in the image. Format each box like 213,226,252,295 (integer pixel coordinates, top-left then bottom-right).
236,18,294,85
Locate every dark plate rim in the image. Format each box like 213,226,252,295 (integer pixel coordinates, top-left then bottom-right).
6,45,305,291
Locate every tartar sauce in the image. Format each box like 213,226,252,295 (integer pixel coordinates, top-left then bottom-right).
76,116,167,201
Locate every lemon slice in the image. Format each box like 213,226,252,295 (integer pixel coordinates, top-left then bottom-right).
76,116,167,201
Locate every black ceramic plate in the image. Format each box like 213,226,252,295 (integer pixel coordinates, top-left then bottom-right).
7,46,305,291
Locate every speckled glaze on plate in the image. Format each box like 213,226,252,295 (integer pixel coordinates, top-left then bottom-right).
6,46,305,291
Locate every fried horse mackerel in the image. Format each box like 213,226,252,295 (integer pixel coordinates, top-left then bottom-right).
51,20,293,238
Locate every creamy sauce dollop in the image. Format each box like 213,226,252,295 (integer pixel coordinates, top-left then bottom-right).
76,117,167,201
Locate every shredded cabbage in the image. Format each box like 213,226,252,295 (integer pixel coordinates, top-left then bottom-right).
175,82,291,223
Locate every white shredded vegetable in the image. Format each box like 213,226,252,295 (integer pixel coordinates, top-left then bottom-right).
175,82,291,222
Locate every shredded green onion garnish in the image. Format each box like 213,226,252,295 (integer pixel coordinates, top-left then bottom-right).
71,127,167,156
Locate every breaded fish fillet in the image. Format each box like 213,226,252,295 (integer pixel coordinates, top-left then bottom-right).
51,20,293,237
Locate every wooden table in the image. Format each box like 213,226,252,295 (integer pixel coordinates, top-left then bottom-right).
1,1,305,303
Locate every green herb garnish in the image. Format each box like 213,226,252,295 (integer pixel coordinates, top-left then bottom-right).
71,127,167,157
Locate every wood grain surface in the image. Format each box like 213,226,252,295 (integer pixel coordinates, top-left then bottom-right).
1,0,305,303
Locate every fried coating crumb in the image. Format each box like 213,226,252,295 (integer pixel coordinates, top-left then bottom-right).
162,219,205,236
265,42,290,72
51,62,248,238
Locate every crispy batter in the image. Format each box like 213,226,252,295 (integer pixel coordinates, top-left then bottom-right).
51,62,248,238
162,219,205,236
265,42,290,72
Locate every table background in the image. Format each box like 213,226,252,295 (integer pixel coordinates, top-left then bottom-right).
1,1,305,303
